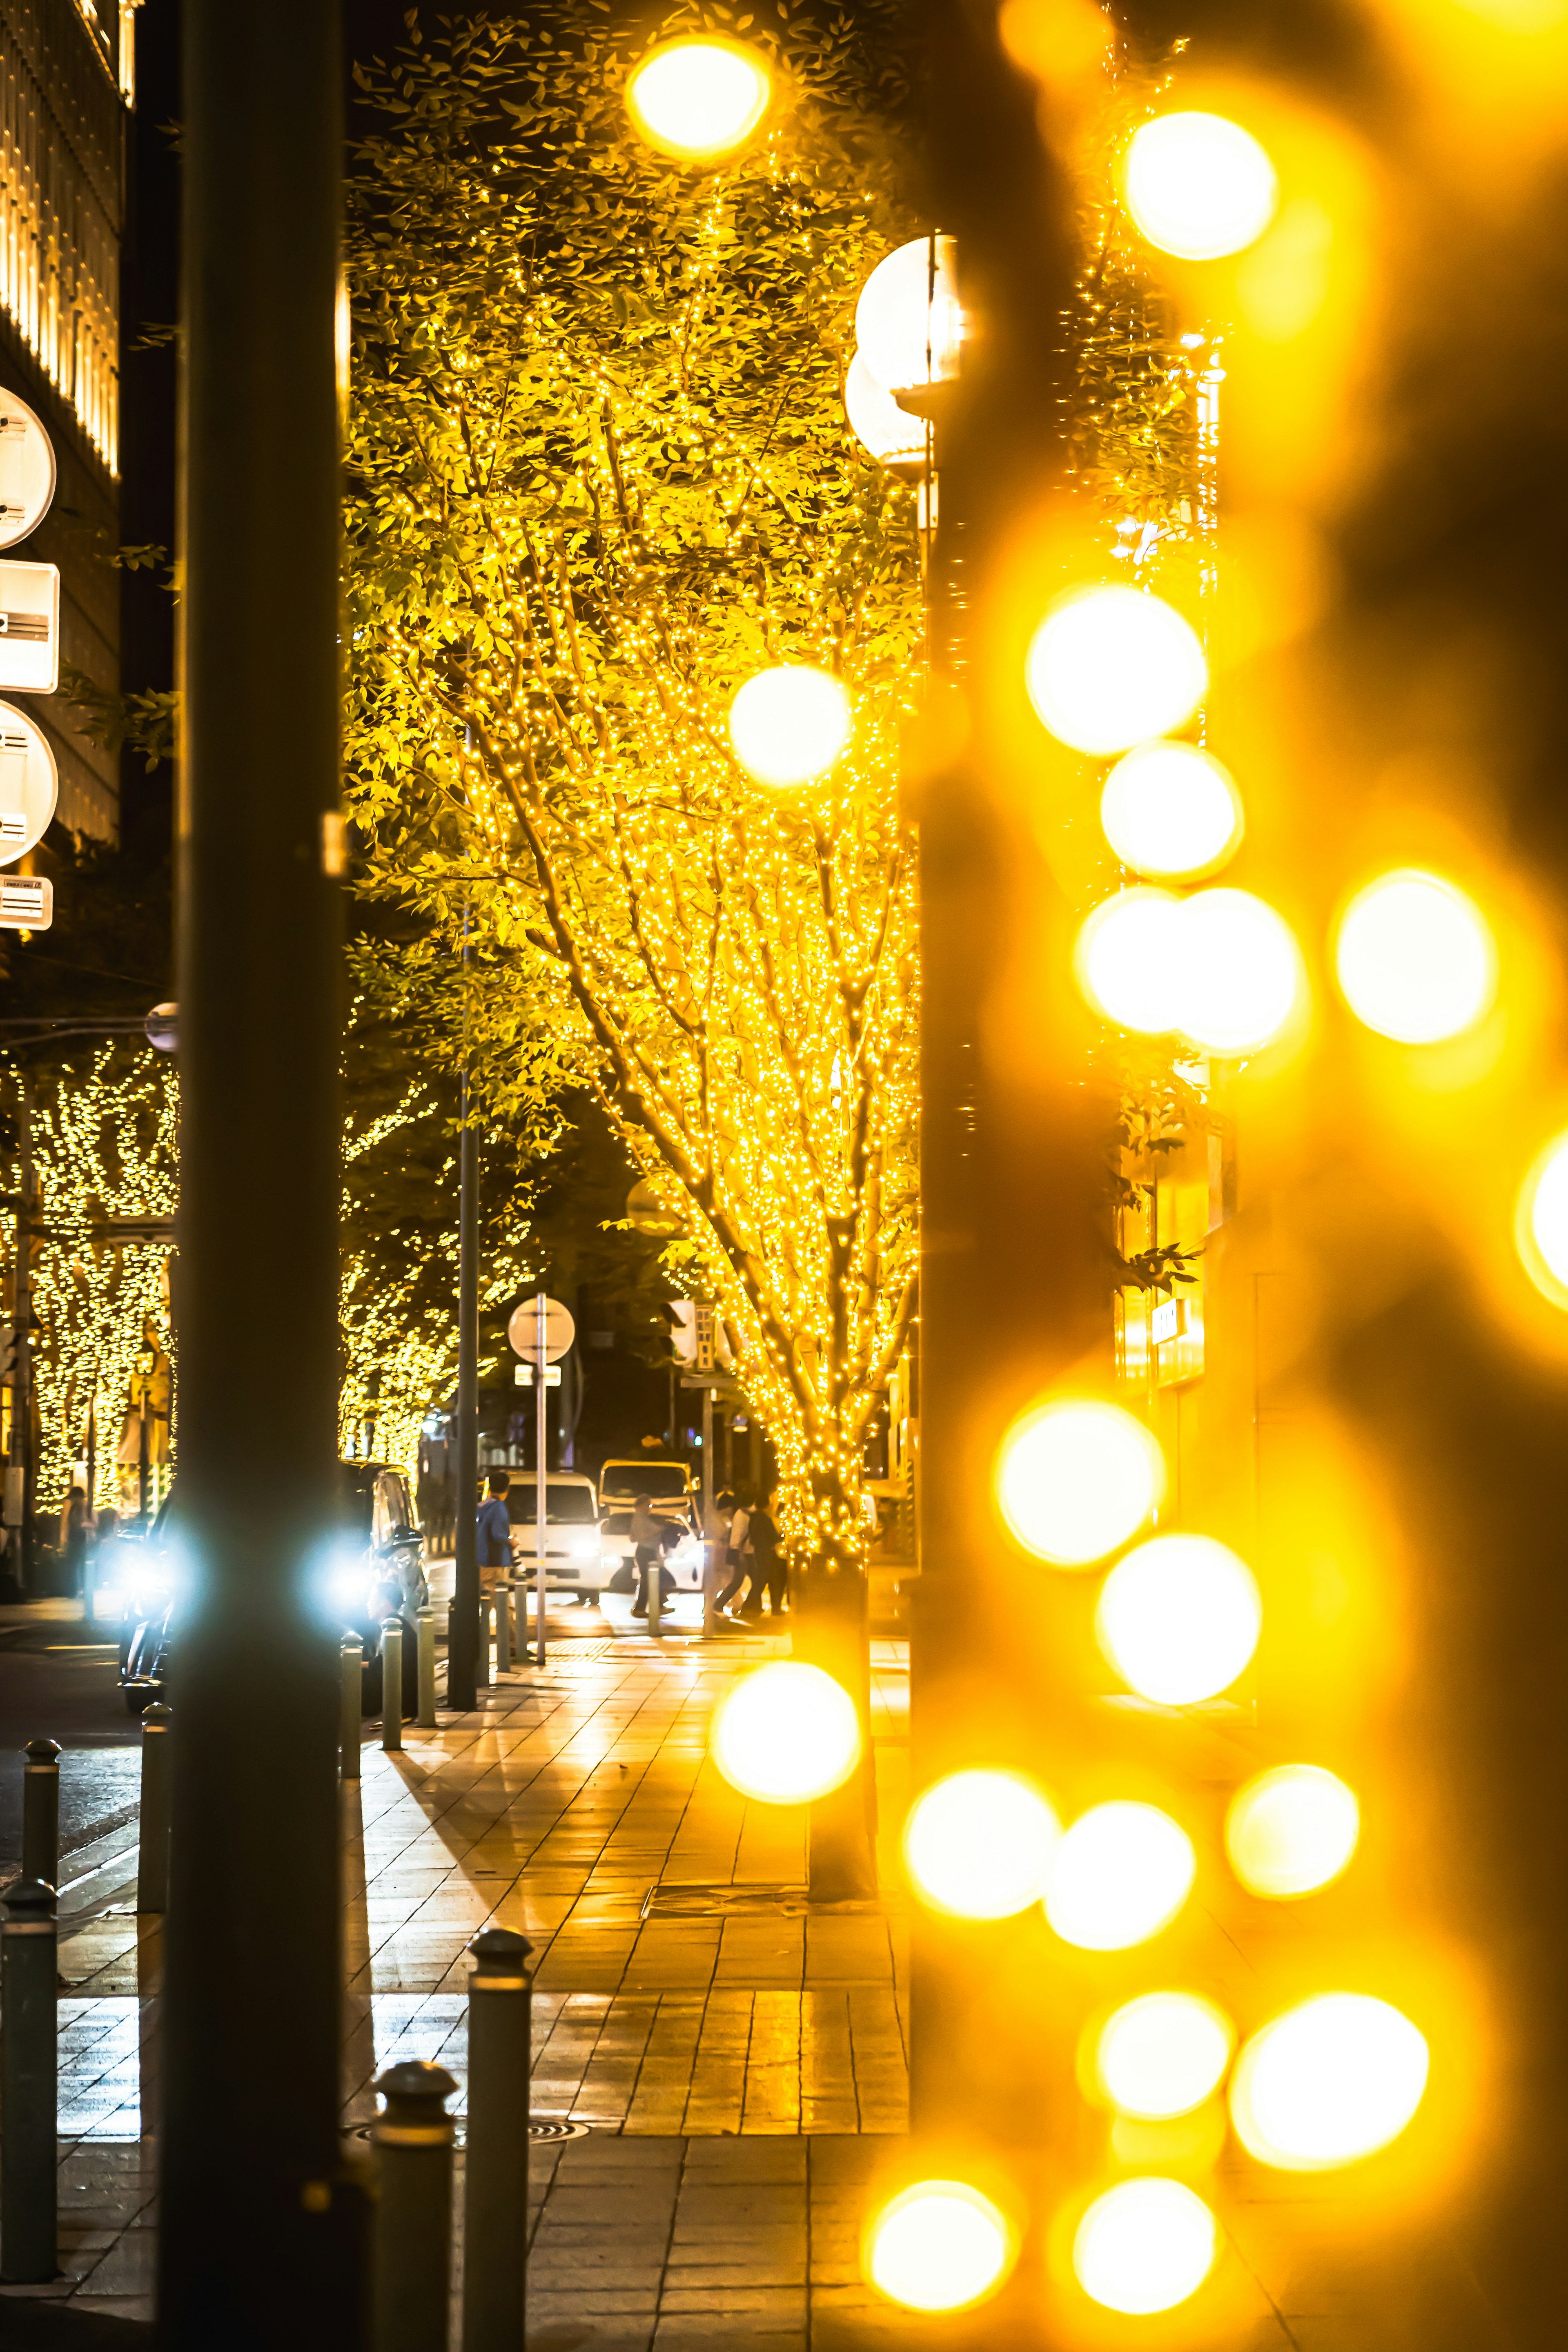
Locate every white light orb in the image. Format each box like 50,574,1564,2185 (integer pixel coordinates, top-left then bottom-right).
1230,1994,1429,2171
1073,2178,1217,2314
1335,869,1496,1045
728,665,852,789
996,1401,1164,1568
1046,1801,1196,1951
903,1770,1061,1919
866,2181,1013,2312
1125,111,1278,261
1520,1130,1568,1303
1175,887,1301,1056
1096,1534,1262,1706
625,39,772,161
1100,740,1244,880
843,350,926,471
854,235,962,396
1095,1991,1235,2120
1226,1764,1360,1899
1026,587,1208,757
711,1661,861,1804
1075,887,1186,1036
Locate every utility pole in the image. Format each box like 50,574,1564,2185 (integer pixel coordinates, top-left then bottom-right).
159,2,363,2345
450,920,479,1711
14,1077,35,1595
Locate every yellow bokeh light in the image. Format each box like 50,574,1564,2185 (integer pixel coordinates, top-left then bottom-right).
904,1769,1061,1919
1124,111,1278,261
711,1661,861,1804
728,666,852,789
624,39,772,161
1226,1764,1360,1899
1334,869,1496,1044
1176,887,1301,1056
1073,2178,1217,2314
1096,1534,1262,1706
995,1400,1164,1566
1075,888,1185,1036
1518,1129,1568,1305
865,2182,1013,2312
1046,1801,1196,1950
1231,1995,1429,2170
854,236,962,396
842,351,925,471
1095,1992,1235,2119
1025,586,1207,757
1100,740,1244,879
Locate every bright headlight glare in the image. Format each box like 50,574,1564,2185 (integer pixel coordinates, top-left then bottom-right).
1334,869,1496,1044
1124,111,1278,261
624,38,771,161
1229,1994,1429,2170
1026,586,1207,756
1100,740,1243,880
1226,1764,1360,1898
1096,1534,1261,1705
1073,2177,1217,2314
729,665,852,789
712,1661,861,1804
865,2181,1012,2312
1046,1800,1196,1950
996,1400,1164,1566
1095,1991,1234,2118
903,1769,1061,1918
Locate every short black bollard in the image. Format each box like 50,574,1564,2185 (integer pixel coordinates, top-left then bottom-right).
461,1928,534,2352
1,1879,58,2281
494,1579,512,1677
416,1606,437,1730
22,1738,60,1890
476,1592,491,1690
136,1704,172,1916
372,2060,457,2352
381,1620,403,1753
341,1631,363,1778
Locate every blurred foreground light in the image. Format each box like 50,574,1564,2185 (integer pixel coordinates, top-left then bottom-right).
866,2182,1013,2312
1073,2178,1217,2314
625,39,771,161
1124,112,1278,261
1519,1131,1568,1303
996,1401,1164,1566
1046,1801,1196,1950
728,666,851,789
1226,1764,1360,1898
712,1662,860,1804
854,235,962,396
903,1769,1061,1918
1026,587,1207,757
1100,741,1244,880
1176,888,1301,1056
1096,1534,1262,1705
1334,870,1496,1044
1095,1991,1234,2119
843,352,925,472
1076,888,1185,1035
1230,1995,1429,2170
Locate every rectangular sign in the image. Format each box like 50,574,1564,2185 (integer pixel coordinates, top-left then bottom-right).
0,561,58,694
0,872,50,929
514,1363,562,1387
1151,1296,1181,1345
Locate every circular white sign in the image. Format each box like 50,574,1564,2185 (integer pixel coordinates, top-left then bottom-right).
508,1294,575,1365
0,390,55,550
0,698,57,866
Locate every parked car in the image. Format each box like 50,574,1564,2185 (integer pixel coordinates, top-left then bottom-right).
111,1461,427,1717
503,1473,607,1605
597,1458,697,1513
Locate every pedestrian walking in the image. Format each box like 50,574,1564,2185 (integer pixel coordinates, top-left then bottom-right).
476,1471,513,1593
628,1494,674,1618
746,1496,786,1617
717,1492,754,1615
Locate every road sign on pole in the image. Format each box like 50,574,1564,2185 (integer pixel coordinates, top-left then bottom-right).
507,1294,574,1365
0,875,51,931
0,562,59,696
0,392,56,550
0,704,56,866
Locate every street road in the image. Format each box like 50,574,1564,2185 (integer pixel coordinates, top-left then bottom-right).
0,1616,140,1879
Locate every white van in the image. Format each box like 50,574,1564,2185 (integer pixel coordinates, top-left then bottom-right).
595,1459,703,1595
504,1472,606,1605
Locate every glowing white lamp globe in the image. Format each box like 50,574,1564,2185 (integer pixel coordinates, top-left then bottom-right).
1229,1994,1429,2170
1045,1801,1196,1950
625,39,772,162
1075,888,1186,1036
1226,1764,1361,1899
1125,111,1278,261
995,1400,1164,1567
865,2182,1013,2312
903,1770,1061,1919
1100,740,1243,880
1073,2178,1217,2314
854,235,962,396
1175,887,1301,1056
1519,1130,1568,1303
728,665,852,789
1096,1534,1262,1705
711,1661,861,1804
843,351,926,472
1026,587,1207,757
1334,869,1496,1044
1095,1991,1234,2119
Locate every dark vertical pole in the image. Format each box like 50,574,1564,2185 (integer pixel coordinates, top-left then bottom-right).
16,1076,34,1594
451,928,479,1710
162,2,364,2345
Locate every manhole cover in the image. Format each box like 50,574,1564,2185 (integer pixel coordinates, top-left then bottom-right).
530,2118,591,2141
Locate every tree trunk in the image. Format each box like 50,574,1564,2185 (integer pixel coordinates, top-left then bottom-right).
792,1548,877,1901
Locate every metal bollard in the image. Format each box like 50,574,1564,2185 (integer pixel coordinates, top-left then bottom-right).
416,1606,437,1730
648,1552,663,1640
462,1928,535,2352
381,1620,403,1753
494,1579,512,1676
372,2060,457,2352
476,1592,491,1690
136,1704,172,1915
1,1879,58,2281
341,1632,363,1779
22,1738,60,1889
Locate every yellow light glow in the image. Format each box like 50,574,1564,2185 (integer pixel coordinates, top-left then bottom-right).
1075,888,1185,1035
1026,586,1207,757
711,1661,861,1804
1519,1129,1568,1303
996,1401,1164,1566
866,2181,1013,2312
1176,887,1301,1056
1124,111,1278,261
1095,1992,1235,2119
843,351,925,470
904,1770,1061,1918
1096,1534,1262,1705
1073,2178,1217,2314
1046,1801,1196,1950
1334,869,1496,1044
624,39,772,161
728,666,852,789
1100,740,1244,880
1230,1995,1429,2170
854,236,962,396
1226,1764,1360,1899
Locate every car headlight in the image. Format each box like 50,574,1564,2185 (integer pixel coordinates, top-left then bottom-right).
570,1533,599,1557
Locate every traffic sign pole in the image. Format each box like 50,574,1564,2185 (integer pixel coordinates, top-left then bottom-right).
534,1293,547,1667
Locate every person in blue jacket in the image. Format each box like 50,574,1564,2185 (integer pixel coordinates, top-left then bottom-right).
476,1472,513,1589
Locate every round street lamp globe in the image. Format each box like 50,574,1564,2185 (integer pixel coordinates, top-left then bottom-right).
1334,869,1496,1044
843,351,926,473
625,39,772,163
1229,1994,1429,2171
865,2182,1013,2313
1026,586,1208,757
854,235,962,397
995,1399,1165,1567
1100,740,1244,880
1073,2178,1218,2314
728,665,852,790
1124,111,1278,261
1094,1991,1235,2120
145,1002,179,1054
711,1661,861,1804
